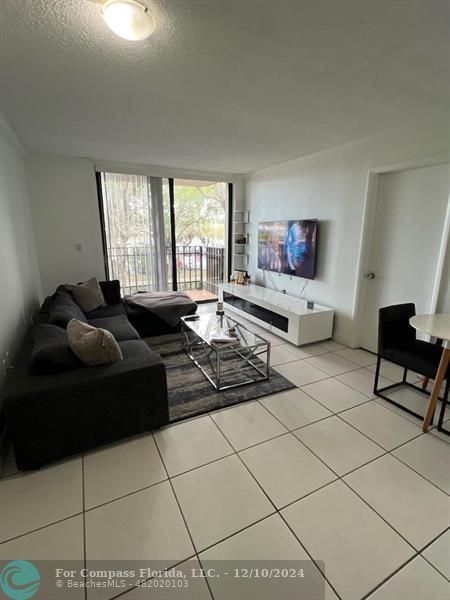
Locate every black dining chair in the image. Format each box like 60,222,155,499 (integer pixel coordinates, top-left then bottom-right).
373,303,450,424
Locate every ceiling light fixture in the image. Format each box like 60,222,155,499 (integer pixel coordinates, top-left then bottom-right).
102,0,155,41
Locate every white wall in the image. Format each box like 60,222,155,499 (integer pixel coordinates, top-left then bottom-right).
436,234,450,314
26,155,106,296
26,154,244,297
0,117,42,385
245,112,450,346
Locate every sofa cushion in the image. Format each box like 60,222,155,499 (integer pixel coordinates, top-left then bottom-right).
118,339,153,360
88,315,140,341
48,287,87,328
67,319,123,366
99,279,121,305
31,324,83,374
85,303,126,320
65,277,105,312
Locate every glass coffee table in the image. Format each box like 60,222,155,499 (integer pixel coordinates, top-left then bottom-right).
181,313,271,391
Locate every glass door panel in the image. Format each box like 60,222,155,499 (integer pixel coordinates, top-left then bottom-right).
172,179,227,301
99,172,168,295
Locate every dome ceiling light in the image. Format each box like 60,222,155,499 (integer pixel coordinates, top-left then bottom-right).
102,0,155,41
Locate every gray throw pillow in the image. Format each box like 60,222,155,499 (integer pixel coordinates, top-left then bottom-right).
65,277,105,312
67,319,123,366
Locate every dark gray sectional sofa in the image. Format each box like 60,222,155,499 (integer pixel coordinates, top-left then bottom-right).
4,280,170,470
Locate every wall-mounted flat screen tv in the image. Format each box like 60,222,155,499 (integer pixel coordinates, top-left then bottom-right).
258,220,318,280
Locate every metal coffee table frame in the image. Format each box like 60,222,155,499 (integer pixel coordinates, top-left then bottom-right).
181,315,271,391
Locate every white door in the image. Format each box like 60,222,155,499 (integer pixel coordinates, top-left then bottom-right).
360,163,450,352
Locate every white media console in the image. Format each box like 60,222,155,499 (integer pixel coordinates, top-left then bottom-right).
219,283,334,346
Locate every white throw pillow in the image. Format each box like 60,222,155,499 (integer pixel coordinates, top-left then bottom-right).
67,319,123,366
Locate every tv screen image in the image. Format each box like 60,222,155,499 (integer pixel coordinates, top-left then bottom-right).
258,219,318,279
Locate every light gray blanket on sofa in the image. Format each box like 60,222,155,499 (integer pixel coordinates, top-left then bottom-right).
126,291,197,327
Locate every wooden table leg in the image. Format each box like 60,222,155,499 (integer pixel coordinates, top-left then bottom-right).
422,338,443,390
423,348,450,432
422,339,443,391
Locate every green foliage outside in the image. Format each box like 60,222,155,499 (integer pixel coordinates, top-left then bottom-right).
164,181,226,247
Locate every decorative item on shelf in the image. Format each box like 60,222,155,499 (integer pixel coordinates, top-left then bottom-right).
235,235,248,245
232,270,248,285
306,300,315,309
233,210,250,273
216,300,224,327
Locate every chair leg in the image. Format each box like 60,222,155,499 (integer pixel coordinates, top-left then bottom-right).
372,356,435,422
422,377,429,390
437,379,450,431
373,355,382,394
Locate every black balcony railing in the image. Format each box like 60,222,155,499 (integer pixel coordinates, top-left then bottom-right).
108,246,225,297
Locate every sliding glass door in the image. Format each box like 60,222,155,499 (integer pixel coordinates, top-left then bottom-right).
171,179,227,301
98,172,230,300
98,172,167,295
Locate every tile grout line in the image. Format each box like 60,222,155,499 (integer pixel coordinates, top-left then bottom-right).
278,370,450,495
361,524,450,600
0,512,85,547
194,512,278,557
241,404,439,585
288,421,448,559
247,384,392,475
108,553,200,600
151,433,205,558
152,431,218,600
331,404,450,497
416,527,450,581
259,403,337,434
373,393,450,427
81,454,88,600
206,413,343,600
386,445,450,497
360,551,433,600
194,555,215,600
300,385,375,413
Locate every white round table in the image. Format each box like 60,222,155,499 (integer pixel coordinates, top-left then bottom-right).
409,314,450,431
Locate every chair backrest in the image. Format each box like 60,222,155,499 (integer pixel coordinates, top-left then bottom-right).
378,303,416,354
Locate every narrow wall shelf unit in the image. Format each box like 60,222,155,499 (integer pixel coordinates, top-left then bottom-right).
233,210,249,268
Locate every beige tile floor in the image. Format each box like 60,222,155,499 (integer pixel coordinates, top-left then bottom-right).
1,314,449,600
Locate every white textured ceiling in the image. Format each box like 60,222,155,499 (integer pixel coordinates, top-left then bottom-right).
0,0,448,173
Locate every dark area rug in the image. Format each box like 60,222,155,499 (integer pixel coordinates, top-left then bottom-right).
145,333,295,423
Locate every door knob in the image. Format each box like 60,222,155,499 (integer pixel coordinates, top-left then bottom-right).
366,272,375,279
